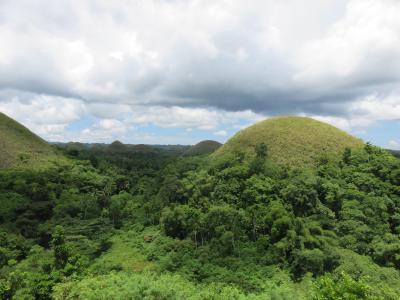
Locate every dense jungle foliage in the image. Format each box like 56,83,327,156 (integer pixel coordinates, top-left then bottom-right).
1,142,400,299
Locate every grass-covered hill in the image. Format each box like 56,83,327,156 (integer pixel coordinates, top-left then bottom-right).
183,140,222,156
0,112,57,168
214,116,364,167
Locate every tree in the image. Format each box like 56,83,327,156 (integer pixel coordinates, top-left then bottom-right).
371,233,400,268
51,225,69,269
255,143,268,159
242,175,274,206
249,143,268,174
109,192,134,227
342,147,352,165
313,272,373,300
160,205,201,240
365,142,374,154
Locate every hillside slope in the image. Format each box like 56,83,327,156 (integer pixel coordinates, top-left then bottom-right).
0,112,56,168
214,116,364,167
183,140,222,156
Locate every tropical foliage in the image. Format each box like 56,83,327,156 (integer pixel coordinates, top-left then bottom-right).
1,115,400,299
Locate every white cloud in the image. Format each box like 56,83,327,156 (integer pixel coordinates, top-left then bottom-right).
87,103,132,119
213,130,227,137
308,94,400,133
80,119,129,142
351,94,400,123
128,106,265,130
0,93,86,140
0,94,85,125
0,0,399,144
295,0,400,85
3,0,396,111
97,119,126,131
388,140,400,150
130,107,220,130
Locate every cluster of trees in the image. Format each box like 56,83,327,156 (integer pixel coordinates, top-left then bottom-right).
156,144,400,276
0,143,399,299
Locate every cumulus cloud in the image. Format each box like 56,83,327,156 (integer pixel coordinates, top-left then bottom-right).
80,118,128,142
351,95,400,124
213,130,227,137
295,0,400,85
388,140,400,150
127,106,264,130
0,0,399,143
0,91,86,140
0,92,85,124
307,94,400,132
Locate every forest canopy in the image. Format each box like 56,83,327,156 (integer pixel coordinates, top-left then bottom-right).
0,116,400,299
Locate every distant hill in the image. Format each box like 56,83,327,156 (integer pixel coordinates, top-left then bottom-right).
129,144,158,153
106,142,161,154
0,112,56,168
389,149,400,158
214,116,364,167
108,140,128,152
55,142,190,159
183,140,222,156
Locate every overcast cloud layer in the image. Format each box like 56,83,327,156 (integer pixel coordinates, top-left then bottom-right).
0,0,399,146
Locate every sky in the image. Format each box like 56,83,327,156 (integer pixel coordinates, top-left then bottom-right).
0,0,399,147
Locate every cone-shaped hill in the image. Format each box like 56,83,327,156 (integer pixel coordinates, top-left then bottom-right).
183,140,222,156
213,116,364,167
0,112,56,168
108,140,128,152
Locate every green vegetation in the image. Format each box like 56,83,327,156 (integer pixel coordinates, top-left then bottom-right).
0,113,58,169
214,116,364,167
183,140,222,156
1,114,400,299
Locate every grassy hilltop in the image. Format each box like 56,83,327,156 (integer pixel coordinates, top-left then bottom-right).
214,116,364,167
0,112,57,168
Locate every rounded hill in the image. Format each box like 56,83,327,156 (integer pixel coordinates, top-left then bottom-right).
0,112,56,168
108,140,128,152
183,140,222,156
213,116,364,167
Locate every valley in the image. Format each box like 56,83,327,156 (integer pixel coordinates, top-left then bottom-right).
0,114,400,299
